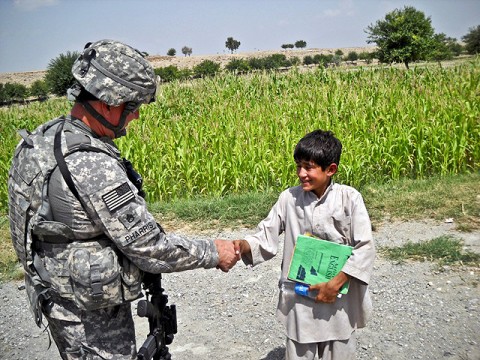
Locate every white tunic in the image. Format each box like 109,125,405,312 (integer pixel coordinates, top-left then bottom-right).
244,182,376,343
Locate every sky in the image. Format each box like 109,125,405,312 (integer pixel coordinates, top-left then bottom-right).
0,0,479,73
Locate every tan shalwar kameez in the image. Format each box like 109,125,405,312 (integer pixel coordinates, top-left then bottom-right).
244,182,376,346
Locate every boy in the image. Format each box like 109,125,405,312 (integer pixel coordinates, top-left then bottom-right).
233,130,375,360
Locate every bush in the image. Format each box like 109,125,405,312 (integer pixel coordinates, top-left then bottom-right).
0,82,28,103
155,66,192,82
303,55,314,65
262,54,289,69
0,83,5,103
167,48,176,56
331,54,342,66
289,57,301,66
193,60,220,78
358,51,375,64
155,66,181,82
346,51,359,62
45,51,80,97
29,79,49,100
248,57,266,70
178,68,193,81
225,58,251,73
247,54,291,70
310,54,330,67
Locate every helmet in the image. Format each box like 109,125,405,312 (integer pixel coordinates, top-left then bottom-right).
71,39,157,106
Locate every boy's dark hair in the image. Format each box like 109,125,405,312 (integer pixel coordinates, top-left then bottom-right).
294,130,342,170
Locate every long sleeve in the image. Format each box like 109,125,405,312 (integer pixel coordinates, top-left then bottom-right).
55,150,219,273
244,192,287,266
341,192,375,285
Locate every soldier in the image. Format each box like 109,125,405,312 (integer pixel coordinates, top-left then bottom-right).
8,39,238,359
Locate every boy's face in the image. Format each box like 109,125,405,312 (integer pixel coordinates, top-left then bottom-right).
296,160,337,198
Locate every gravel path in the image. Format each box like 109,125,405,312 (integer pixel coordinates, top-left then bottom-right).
1,220,479,360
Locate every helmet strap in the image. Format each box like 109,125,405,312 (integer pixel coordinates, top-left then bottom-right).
82,101,126,138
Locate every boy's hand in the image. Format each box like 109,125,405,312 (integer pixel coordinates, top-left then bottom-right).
309,271,350,303
309,282,339,303
232,239,251,260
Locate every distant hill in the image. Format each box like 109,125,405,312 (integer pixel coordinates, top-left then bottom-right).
0,46,376,86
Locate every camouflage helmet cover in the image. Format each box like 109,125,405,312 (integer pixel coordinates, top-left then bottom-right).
71,40,157,106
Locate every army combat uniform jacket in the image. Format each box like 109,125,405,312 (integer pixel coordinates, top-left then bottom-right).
243,183,375,344
9,116,219,358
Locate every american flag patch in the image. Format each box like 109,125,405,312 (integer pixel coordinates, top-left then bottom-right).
102,182,135,212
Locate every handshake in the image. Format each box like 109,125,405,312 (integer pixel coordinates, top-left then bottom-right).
213,239,250,272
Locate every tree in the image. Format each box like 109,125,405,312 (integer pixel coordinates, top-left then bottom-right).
1,82,28,103
358,51,374,64
346,51,358,62
29,79,49,100
331,54,342,67
281,44,294,50
155,65,180,82
193,60,220,78
447,40,463,57
294,40,307,49
167,48,176,56
225,37,241,54
428,33,454,62
181,46,192,57
225,58,250,73
45,51,80,97
365,6,435,69
303,55,314,65
462,25,480,54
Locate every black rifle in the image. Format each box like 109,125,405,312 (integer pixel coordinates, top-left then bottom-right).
123,158,146,198
137,273,177,360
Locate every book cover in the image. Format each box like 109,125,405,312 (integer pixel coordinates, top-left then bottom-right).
287,234,353,294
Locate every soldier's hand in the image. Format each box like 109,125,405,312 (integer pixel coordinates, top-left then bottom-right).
214,240,238,272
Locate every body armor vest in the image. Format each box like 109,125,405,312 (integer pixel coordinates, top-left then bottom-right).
8,117,119,270
9,117,142,310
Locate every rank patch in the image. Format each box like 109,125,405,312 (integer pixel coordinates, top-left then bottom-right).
102,182,135,212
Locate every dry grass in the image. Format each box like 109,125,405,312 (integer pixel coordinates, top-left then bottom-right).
0,46,377,86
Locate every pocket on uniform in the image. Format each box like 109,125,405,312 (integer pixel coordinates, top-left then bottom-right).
120,256,143,301
68,246,122,310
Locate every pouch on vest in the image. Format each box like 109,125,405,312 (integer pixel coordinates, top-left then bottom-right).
67,242,143,310
68,244,123,310
25,273,53,328
121,255,143,301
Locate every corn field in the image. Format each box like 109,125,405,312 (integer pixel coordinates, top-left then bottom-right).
1,59,479,212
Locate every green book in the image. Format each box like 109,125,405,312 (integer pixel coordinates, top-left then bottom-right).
287,234,353,294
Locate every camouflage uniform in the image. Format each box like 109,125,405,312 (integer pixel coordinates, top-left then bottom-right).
8,40,219,360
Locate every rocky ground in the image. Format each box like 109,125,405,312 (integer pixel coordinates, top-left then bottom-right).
1,219,479,360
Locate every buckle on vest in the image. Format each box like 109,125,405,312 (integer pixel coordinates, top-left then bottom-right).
90,264,103,301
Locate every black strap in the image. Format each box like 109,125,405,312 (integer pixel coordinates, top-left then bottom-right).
53,121,97,221
81,101,128,138
54,122,83,204
52,121,117,222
